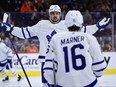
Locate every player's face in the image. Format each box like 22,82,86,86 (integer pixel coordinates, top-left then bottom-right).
49,12,61,24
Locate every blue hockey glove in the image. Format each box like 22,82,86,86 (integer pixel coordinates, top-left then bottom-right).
0,22,14,33
96,17,111,30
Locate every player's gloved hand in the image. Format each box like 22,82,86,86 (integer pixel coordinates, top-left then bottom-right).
0,22,14,33
96,17,111,30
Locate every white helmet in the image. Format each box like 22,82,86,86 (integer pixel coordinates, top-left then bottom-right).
49,5,61,14
65,10,83,28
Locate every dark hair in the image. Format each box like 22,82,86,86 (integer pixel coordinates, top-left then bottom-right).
68,25,80,31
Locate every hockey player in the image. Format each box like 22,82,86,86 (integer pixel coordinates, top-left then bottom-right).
43,10,107,87
0,37,22,82
0,5,110,86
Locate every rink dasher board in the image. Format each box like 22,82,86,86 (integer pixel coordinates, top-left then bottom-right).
0,52,116,77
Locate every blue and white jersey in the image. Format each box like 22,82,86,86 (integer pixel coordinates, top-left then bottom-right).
43,32,107,87
0,42,13,62
11,20,99,62
0,42,13,69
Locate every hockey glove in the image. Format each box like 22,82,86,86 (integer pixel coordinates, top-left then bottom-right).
96,17,111,30
0,23,14,33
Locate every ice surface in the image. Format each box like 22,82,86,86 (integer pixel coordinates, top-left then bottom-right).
0,76,43,87
0,75,116,87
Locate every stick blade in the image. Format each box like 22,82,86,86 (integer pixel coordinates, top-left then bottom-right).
3,13,8,23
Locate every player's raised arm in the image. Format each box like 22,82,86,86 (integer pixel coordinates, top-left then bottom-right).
0,21,41,39
83,17,111,34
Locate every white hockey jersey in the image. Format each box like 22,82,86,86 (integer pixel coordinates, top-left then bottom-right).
43,32,107,87
0,42,13,62
11,20,99,62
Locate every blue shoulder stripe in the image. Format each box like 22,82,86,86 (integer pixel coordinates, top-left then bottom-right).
22,27,26,39
26,27,31,38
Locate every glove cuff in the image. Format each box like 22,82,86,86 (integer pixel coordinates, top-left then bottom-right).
9,25,14,34
96,22,101,31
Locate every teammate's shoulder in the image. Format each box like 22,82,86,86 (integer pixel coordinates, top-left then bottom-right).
74,32,95,39
59,20,65,24
52,32,68,39
0,42,6,47
38,20,50,24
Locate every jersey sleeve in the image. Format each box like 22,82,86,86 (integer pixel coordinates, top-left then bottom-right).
11,21,41,39
43,39,57,85
6,47,14,58
82,25,99,35
1,43,13,57
88,35,107,77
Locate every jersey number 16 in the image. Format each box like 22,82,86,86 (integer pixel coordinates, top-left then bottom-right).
63,44,86,72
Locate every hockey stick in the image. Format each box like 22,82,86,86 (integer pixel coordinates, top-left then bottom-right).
53,59,56,87
2,13,32,87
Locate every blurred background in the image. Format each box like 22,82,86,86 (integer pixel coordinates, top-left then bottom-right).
0,0,115,53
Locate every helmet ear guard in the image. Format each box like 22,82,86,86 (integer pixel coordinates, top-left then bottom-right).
49,5,61,14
